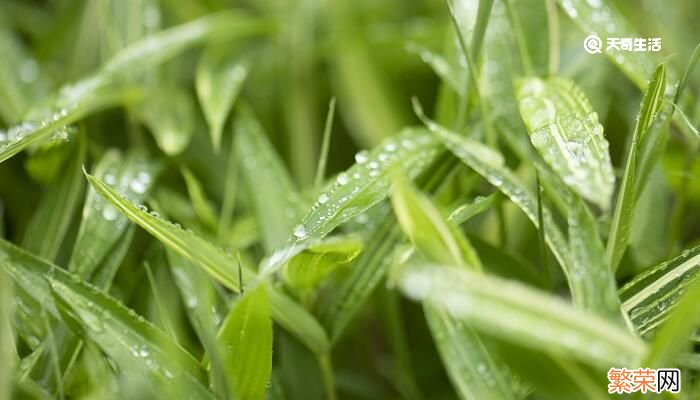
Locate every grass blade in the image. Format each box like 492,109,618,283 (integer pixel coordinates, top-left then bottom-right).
0,29,49,123
395,264,647,368
0,239,214,399
236,106,303,252
567,194,622,322
424,117,620,319
0,263,15,400
606,64,666,270
22,134,85,262
86,170,330,354
217,286,273,400
644,275,700,368
181,167,218,231
517,76,615,209
196,47,247,152
391,173,481,269
85,170,242,291
620,244,700,336
0,89,136,165
283,236,362,295
1,11,265,165
424,306,520,400
292,128,440,243
70,151,159,282
390,174,518,400
138,85,195,156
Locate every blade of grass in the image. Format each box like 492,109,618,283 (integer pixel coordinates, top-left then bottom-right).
0,29,50,123
620,244,700,335
181,167,218,231
644,275,700,368
86,171,330,354
216,285,273,400
391,173,481,269
236,106,302,252
0,88,138,165
448,193,498,224
395,264,647,368
606,63,666,270
390,174,520,400
0,240,215,399
195,47,247,152
1,11,266,165
292,128,441,244
516,76,615,209
313,97,336,193
283,236,362,296
0,264,15,400
22,133,86,262
418,109,621,320
137,84,195,156
320,154,458,341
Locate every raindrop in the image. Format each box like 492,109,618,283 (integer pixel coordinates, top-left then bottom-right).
318,193,329,204
336,173,349,185
354,150,369,164
293,224,307,239
130,179,147,194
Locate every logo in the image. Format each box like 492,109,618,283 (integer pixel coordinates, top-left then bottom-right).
583,34,603,54
583,34,662,54
607,368,680,394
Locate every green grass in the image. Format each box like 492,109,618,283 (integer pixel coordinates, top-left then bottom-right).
1,0,699,399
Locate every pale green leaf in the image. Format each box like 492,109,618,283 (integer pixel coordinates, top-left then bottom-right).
138,85,195,156
396,264,647,368
22,134,85,262
86,171,330,354
283,236,363,292
0,239,214,399
391,173,481,269
426,119,620,319
645,275,700,369
181,167,218,231
69,150,159,284
86,171,241,290
236,106,302,252
567,194,622,322
620,244,700,336
196,47,247,152
606,64,666,270
293,128,441,244
217,286,273,400
517,76,615,209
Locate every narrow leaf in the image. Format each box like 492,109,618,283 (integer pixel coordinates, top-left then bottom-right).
620,244,700,335
0,240,213,399
426,119,620,319
292,128,440,243
396,264,647,368
517,76,615,209
606,64,666,270
236,106,302,252
22,134,85,262
86,170,330,354
196,47,247,152
217,286,273,400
